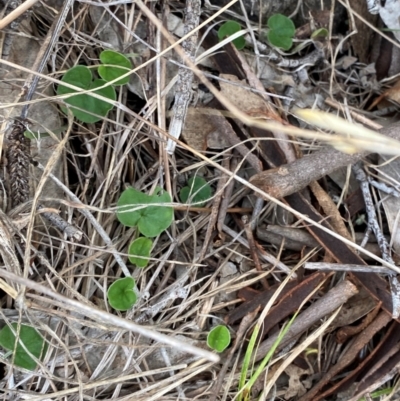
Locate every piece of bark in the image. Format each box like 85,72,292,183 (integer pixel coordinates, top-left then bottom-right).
254,280,359,363
250,121,400,199
305,262,393,275
257,230,314,252
286,192,395,315
225,280,299,325
309,180,353,241
314,319,400,400
298,310,391,401
336,302,381,343
217,154,237,236
259,272,331,340
242,215,268,289
257,224,320,248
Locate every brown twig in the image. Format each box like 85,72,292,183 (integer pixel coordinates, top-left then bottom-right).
242,215,268,289
217,154,237,235
199,165,228,260
300,310,392,401
250,121,400,198
254,280,359,362
166,0,201,154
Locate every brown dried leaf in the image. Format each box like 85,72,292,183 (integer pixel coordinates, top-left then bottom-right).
181,108,230,150
369,79,400,110
219,74,272,118
284,365,311,400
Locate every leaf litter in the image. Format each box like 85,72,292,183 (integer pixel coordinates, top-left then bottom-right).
1,0,400,400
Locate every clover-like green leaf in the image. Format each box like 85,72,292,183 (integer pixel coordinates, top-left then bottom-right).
117,187,173,237
179,176,212,207
98,50,131,86
57,65,116,123
107,277,137,311
207,325,230,353
0,323,46,370
128,237,152,268
266,14,295,50
218,20,246,50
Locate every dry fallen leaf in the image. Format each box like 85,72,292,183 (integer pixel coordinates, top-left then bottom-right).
284,364,311,400
368,79,400,110
219,74,273,118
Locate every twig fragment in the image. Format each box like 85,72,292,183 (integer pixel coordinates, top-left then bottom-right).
352,162,394,264
0,0,39,30
254,280,359,362
305,262,393,274
250,121,400,199
166,0,201,154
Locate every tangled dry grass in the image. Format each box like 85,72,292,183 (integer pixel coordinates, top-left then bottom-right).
1,0,400,400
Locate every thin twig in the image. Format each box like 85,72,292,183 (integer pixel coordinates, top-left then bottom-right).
305,262,393,274
0,0,39,29
352,162,394,264
242,215,268,289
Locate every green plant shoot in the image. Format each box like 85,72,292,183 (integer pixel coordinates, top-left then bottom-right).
0,323,46,370
266,14,295,50
238,312,298,401
107,277,137,311
128,237,152,268
218,21,246,50
207,325,230,352
179,176,212,207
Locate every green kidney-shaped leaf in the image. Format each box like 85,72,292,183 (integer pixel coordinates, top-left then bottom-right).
57,65,116,123
117,187,174,237
217,21,246,50
207,325,230,353
266,14,295,50
311,27,328,39
107,277,137,311
98,50,131,85
179,176,212,207
128,237,152,267
267,31,293,51
0,323,46,370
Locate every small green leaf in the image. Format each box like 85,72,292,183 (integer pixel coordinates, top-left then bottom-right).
218,21,246,50
207,325,230,353
128,237,152,267
0,323,46,370
98,50,131,86
57,65,116,123
107,277,137,311
180,176,212,207
311,27,328,39
266,14,295,50
117,187,173,237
